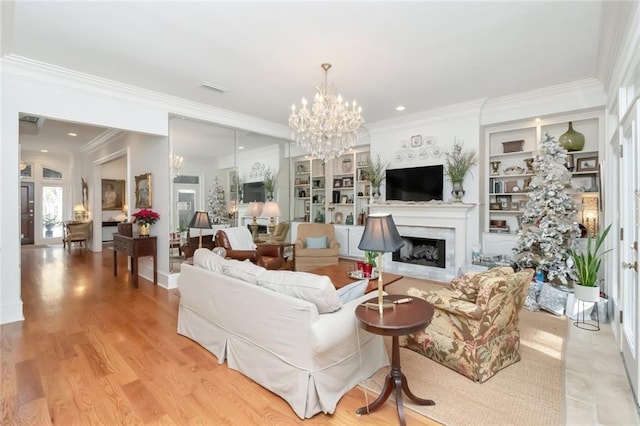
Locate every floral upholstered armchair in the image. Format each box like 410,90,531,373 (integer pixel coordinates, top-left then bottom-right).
401,267,534,382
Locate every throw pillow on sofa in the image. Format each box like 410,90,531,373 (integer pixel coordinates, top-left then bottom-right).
305,236,328,249
193,248,227,273
336,279,368,304
257,270,342,313
223,259,266,284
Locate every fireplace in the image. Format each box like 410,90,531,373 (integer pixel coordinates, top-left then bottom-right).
393,236,446,269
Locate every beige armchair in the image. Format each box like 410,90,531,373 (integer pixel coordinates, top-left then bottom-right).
63,221,92,251
401,267,534,382
294,223,340,271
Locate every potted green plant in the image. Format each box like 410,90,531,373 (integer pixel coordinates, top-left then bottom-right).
43,214,59,237
444,140,478,202
568,223,612,302
263,168,279,200
364,155,388,199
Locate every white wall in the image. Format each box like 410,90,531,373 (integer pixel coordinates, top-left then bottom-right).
367,100,485,259
1,63,169,324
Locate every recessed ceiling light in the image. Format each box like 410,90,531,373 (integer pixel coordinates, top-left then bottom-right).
396,106,406,111
40,149,48,153
238,146,244,150
68,132,77,137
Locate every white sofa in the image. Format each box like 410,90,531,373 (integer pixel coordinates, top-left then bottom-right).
177,249,389,419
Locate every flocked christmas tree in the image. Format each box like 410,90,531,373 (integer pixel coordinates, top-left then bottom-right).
513,133,580,285
207,177,228,225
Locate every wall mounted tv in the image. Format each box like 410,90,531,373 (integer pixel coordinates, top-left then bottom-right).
243,181,265,203
385,165,444,202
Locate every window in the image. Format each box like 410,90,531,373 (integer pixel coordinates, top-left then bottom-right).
42,186,63,238
20,163,32,178
42,167,62,179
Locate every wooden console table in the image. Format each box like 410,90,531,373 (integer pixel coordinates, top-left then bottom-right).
113,233,157,288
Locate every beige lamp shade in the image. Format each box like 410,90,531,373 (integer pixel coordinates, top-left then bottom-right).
261,201,281,218
73,204,86,220
246,202,263,217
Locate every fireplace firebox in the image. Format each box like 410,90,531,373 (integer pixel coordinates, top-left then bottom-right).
393,236,446,269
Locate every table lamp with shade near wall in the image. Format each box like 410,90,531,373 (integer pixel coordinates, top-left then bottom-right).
261,201,281,242
358,213,405,318
246,201,263,242
188,211,212,249
73,204,86,221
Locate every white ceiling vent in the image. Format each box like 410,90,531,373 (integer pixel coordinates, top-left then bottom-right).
198,81,229,93
19,115,46,135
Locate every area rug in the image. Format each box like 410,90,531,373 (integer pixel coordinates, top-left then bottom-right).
362,279,567,426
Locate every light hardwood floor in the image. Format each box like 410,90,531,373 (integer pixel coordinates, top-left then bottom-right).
2,246,436,425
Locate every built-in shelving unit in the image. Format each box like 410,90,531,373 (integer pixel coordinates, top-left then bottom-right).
482,111,604,255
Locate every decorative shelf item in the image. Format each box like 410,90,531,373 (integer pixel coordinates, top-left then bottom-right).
502,140,525,153
558,121,585,152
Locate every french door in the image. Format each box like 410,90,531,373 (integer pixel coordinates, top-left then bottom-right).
20,182,34,245
619,99,640,403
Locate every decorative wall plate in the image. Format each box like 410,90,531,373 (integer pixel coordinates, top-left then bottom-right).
394,151,403,162
410,135,423,147
425,136,437,146
418,148,429,159
404,150,415,160
430,146,442,157
400,140,409,149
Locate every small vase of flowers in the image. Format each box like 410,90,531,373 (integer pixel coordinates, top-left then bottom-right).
132,208,160,236
444,139,478,202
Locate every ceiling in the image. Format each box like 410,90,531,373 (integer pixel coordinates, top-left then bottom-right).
4,1,610,152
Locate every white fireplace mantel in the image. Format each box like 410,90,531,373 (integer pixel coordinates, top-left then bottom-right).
368,202,476,280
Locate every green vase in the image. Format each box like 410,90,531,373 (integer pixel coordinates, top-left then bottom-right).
558,122,585,152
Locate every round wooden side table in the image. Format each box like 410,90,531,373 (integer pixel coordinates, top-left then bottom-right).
355,294,435,426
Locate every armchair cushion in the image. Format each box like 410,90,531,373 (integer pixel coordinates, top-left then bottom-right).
257,270,342,314
305,236,328,248
223,226,256,250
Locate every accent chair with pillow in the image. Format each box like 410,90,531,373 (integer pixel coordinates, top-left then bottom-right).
215,226,285,270
294,223,340,271
401,266,534,382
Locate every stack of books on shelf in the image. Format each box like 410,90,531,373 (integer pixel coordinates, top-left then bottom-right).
489,219,510,233
489,226,511,233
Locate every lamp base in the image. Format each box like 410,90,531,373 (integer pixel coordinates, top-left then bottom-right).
363,300,396,310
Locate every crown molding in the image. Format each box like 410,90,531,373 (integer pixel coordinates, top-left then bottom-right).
367,99,486,133
480,78,605,126
1,55,291,140
80,129,125,154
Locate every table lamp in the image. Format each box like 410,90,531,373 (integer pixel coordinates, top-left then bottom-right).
73,204,86,221
246,201,263,242
358,213,405,318
188,211,212,248
261,201,281,242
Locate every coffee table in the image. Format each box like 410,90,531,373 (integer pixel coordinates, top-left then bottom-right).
309,263,403,293
355,294,435,425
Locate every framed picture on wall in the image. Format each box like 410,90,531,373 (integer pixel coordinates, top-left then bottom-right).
135,173,152,209
101,179,125,210
577,156,598,172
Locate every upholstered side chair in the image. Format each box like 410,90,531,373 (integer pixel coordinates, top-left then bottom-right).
401,267,534,382
63,221,92,251
294,223,340,272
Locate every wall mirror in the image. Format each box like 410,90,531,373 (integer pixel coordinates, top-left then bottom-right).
168,115,292,272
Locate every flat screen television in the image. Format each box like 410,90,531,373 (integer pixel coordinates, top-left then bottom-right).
385,165,444,202
243,181,265,203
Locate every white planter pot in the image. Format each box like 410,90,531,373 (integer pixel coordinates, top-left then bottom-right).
574,284,600,303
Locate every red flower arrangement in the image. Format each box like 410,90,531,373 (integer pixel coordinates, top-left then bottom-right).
132,208,160,225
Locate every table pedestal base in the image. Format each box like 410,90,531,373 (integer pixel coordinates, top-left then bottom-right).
356,336,434,426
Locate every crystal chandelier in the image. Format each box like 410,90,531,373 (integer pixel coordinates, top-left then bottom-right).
289,63,364,162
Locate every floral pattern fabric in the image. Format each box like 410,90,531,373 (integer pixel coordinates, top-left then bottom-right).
402,267,534,382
